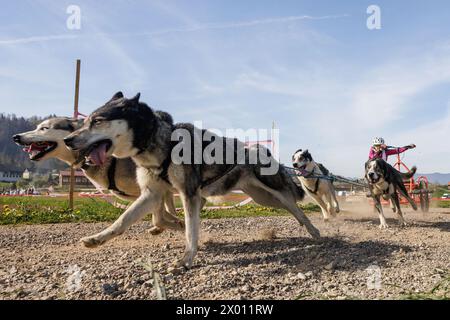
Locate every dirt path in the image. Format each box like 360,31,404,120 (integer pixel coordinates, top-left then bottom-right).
0,204,449,300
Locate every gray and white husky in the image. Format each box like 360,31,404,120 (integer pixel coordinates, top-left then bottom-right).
64,92,320,270
13,116,183,234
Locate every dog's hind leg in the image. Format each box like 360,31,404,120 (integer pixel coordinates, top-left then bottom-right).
373,195,388,229
163,191,182,221
390,198,396,213
174,191,202,270
397,185,418,211
244,180,320,239
323,192,337,219
330,183,340,213
148,191,185,235
81,189,164,248
391,192,407,226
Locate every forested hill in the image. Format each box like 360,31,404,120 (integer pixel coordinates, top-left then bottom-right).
0,114,67,172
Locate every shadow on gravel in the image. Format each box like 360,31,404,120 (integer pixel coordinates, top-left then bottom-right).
344,217,450,232
204,236,411,275
414,220,450,232
344,217,413,226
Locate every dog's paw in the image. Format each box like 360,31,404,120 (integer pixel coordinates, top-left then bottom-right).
80,236,103,248
173,252,194,270
379,223,389,229
167,266,186,275
399,221,408,227
177,219,186,231
147,226,164,235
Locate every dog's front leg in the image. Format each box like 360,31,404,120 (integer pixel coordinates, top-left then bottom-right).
373,195,388,229
308,192,330,221
391,192,407,226
81,189,163,248
174,191,202,270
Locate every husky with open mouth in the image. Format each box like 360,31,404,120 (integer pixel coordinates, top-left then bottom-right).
13,116,183,235
292,149,340,221
64,92,320,270
365,158,418,228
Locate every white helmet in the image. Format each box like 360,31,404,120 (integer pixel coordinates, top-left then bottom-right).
372,137,385,146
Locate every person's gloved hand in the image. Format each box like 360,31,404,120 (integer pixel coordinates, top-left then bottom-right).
406,144,416,149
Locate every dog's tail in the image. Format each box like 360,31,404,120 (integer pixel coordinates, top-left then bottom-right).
399,166,417,179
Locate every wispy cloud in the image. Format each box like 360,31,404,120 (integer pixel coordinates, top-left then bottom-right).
349,46,450,128
0,34,80,45
0,14,349,46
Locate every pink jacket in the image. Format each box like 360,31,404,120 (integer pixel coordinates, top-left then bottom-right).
368,146,408,161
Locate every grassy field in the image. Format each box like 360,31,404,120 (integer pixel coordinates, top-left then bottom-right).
437,201,450,208
0,196,320,225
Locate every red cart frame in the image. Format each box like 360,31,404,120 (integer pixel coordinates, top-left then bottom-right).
392,152,431,212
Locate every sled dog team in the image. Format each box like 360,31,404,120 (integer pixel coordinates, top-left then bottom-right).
13,92,418,270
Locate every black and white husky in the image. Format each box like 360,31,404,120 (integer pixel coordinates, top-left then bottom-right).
365,158,418,228
64,92,320,270
292,149,339,221
13,116,183,235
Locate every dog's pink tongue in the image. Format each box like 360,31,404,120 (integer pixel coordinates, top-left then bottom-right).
88,143,108,166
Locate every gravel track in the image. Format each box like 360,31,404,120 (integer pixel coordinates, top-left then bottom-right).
0,204,449,300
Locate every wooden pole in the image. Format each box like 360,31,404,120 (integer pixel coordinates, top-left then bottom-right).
69,59,81,210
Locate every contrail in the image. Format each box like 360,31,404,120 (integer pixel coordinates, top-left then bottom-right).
0,14,350,45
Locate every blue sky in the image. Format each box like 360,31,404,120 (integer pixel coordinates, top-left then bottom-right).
1,0,449,176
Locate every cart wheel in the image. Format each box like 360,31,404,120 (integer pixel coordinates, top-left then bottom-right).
419,181,429,213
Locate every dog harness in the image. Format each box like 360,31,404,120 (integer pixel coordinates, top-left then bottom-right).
107,157,128,196
301,168,321,194
200,164,237,188
157,156,238,189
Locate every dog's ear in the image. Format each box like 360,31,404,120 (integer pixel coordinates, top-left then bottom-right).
69,118,84,131
304,149,313,161
109,91,124,102
293,149,302,160
130,92,141,104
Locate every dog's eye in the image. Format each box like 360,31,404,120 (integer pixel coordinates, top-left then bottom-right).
93,119,103,126
40,127,49,131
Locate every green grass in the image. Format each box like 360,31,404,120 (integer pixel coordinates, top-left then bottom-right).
437,201,450,208
200,202,319,219
398,273,450,300
0,196,320,225
0,181,14,189
432,186,449,198
0,196,123,225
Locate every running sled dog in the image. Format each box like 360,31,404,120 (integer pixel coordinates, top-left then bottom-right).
365,158,418,228
64,92,321,269
13,116,183,235
292,149,340,221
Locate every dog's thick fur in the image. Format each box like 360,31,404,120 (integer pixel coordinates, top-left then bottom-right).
64,92,320,269
365,158,418,228
292,149,340,221
13,116,183,234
